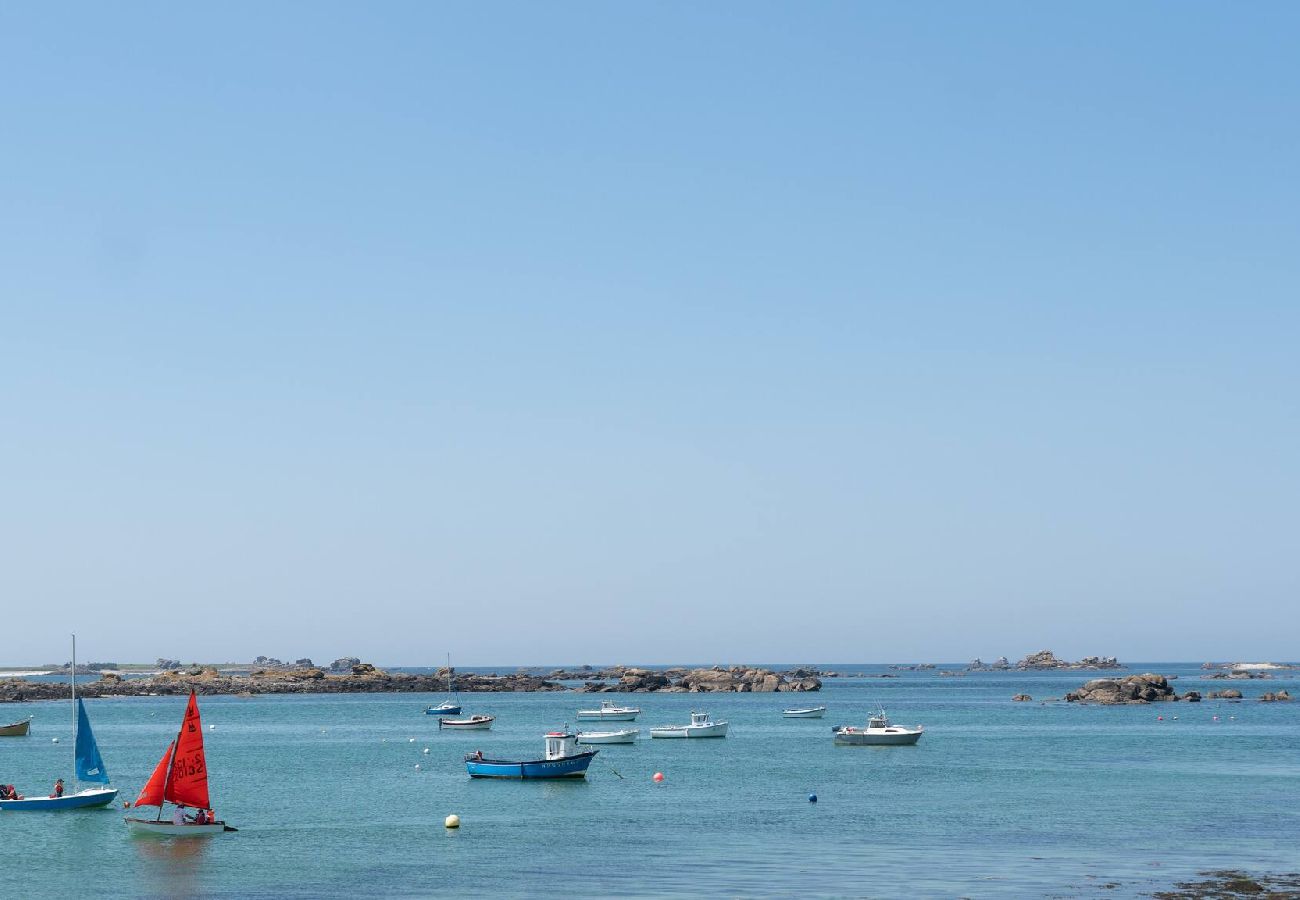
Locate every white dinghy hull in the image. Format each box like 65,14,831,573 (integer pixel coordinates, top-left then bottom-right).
576,729,639,744
124,817,229,836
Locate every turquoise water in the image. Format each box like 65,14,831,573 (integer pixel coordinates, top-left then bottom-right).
1,664,1297,898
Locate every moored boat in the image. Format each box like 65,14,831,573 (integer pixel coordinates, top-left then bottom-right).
0,717,32,736
575,699,640,721
783,705,827,719
832,712,923,746
576,728,638,744
0,635,119,811
649,711,728,739
425,653,462,716
439,714,494,730
123,690,234,836
464,731,596,779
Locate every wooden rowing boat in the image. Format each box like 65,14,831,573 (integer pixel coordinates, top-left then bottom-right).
0,717,32,737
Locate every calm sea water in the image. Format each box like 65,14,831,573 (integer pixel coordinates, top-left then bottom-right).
1,663,1297,898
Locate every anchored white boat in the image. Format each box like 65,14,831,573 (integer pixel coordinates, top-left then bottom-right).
650,711,728,739
575,699,640,721
832,712,923,746
576,728,639,744
783,705,827,718
439,715,494,730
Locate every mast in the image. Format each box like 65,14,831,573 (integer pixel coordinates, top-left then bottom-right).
447,653,454,701
70,633,77,793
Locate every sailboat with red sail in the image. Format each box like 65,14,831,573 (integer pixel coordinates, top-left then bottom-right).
124,690,233,836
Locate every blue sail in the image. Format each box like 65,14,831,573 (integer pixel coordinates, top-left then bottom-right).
74,698,110,784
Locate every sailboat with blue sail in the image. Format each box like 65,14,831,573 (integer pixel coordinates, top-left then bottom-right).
0,635,119,811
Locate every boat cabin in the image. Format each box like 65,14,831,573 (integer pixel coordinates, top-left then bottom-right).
544,731,579,760
690,711,709,727
868,715,889,729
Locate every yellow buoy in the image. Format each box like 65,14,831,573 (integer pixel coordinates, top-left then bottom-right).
445,814,460,829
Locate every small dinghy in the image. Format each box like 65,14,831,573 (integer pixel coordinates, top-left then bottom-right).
576,728,638,744
832,712,923,746
575,699,641,721
783,706,827,719
650,711,728,739
439,714,494,730
465,730,597,779
0,635,119,811
0,717,32,737
124,691,234,836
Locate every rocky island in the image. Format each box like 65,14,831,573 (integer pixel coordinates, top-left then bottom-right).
0,662,820,703
1064,673,1202,704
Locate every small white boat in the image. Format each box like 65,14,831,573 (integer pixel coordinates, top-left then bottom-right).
575,699,641,721
439,715,494,730
576,728,639,744
125,818,230,836
650,711,728,739
832,712,923,746
783,705,827,718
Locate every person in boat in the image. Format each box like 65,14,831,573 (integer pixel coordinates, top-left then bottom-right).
0,784,21,800
50,778,64,798
173,804,196,825
473,750,484,760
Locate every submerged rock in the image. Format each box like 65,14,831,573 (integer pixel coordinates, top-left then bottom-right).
1011,694,1032,702
1259,690,1292,702
1018,650,1123,670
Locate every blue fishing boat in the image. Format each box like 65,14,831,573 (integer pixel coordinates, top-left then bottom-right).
0,635,118,811
464,731,597,779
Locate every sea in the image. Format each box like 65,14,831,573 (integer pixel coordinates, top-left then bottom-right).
0,663,1296,898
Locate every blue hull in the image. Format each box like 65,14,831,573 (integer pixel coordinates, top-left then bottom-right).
0,789,119,811
426,706,461,716
466,751,596,779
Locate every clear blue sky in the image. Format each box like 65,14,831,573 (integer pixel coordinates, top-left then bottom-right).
2,3,1296,666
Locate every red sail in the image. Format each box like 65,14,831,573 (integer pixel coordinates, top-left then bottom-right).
164,691,210,809
133,741,174,808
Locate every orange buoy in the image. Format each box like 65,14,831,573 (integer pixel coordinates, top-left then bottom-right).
653,772,664,783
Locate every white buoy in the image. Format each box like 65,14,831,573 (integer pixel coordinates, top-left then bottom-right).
414,764,421,770
52,737,59,743
209,724,215,730
423,748,430,754
409,737,415,743
445,814,460,829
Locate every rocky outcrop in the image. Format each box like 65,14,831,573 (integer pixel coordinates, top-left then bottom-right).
1012,694,1032,702
329,657,362,673
1259,691,1292,702
1206,671,1272,680
1208,689,1243,700
0,664,565,702
1064,673,1177,704
579,665,821,694
1018,650,1123,670
1181,691,1201,702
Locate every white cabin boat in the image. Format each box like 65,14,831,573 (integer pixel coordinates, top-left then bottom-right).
650,711,728,739
783,705,827,718
576,728,639,744
832,713,923,746
575,699,641,721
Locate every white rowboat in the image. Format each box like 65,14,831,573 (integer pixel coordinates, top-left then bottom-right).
576,728,639,744
783,706,827,718
439,715,494,730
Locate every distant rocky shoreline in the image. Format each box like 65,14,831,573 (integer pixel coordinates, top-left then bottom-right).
0,662,820,703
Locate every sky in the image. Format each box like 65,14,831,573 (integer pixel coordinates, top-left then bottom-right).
1,2,1297,666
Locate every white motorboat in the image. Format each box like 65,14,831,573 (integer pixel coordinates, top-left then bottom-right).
576,728,639,744
832,712,923,746
575,699,641,721
783,705,827,718
439,715,494,730
650,711,728,739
